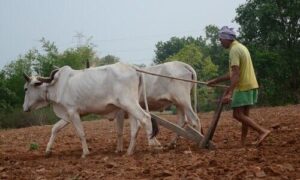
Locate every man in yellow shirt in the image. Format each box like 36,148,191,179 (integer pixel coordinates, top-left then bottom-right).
207,26,270,146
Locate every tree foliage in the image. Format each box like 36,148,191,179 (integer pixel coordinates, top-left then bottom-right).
0,38,102,128
167,44,218,80
153,26,228,111
204,25,228,75
236,0,299,50
166,44,219,111
97,55,120,66
153,25,226,76
0,72,18,112
154,36,206,64
34,38,96,76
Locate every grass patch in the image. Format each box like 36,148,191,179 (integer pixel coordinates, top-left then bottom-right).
0,106,57,129
0,106,103,129
29,142,39,150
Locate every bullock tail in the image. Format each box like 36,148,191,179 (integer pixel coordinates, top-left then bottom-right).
184,64,198,113
140,73,149,112
136,66,159,139
192,69,197,113
150,116,159,139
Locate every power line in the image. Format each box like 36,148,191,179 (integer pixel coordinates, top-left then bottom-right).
100,48,154,54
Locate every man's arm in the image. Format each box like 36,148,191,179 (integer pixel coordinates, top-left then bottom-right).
227,66,240,93
222,65,240,103
207,73,230,85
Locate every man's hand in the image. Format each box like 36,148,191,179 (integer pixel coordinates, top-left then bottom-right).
220,65,239,104
206,73,230,87
206,79,216,87
222,91,232,104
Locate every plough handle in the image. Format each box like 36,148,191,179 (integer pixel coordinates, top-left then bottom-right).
200,95,224,149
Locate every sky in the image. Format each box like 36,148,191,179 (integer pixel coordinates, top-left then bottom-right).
0,0,246,68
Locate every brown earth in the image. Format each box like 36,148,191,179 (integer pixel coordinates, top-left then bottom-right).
0,105,299,180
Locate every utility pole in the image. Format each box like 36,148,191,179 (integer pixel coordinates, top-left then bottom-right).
74,32,84,48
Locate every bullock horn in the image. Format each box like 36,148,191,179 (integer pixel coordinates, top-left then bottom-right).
53,65,60,69
23,73,31,82
37,69,59,83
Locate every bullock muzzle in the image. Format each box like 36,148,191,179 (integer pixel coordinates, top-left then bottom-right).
23,108,31,112
23,105,31,112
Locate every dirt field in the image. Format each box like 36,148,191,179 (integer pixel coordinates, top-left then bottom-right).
0,105,299,179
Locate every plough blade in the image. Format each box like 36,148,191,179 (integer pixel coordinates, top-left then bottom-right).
151,113,215,149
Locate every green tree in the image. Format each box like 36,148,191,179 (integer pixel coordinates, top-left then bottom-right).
167,44,218,80
97,54,120,66
205,25,219,47
34,38,59,76
0,37,101,128
57,46,95,70
167,44,218,111
154,36,206,64
0,71,18,112
3,50,35,105
153,26,227,76
236,0,299,49
204,25,228,75
35,38,97,76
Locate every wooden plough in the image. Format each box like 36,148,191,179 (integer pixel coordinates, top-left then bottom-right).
135,67,226,150
151,96,223,149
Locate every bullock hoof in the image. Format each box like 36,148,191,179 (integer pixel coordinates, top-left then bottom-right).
153,145,163,150
126,150,134,156
81,154,88,158
148,138,161,146
149,145,163,154
167,142,177,149
81,151,90,158
149,142,163,150
45,151,52,158
115,149,123,154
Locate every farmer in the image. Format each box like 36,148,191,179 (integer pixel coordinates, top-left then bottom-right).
207,26,271,146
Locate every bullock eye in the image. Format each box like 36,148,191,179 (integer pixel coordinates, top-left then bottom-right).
24,88,28,92
34,82,43,86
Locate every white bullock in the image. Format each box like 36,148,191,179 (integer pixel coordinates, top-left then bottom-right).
23,63,161,158
114,61,202,152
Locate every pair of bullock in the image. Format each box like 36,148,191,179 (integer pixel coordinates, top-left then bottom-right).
23,61,202,158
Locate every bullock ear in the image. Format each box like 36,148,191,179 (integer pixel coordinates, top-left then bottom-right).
23,73,31,82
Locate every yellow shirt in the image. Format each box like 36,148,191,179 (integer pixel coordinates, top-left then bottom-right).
229,41,259,91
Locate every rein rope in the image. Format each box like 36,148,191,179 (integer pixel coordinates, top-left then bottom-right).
133,68,228,88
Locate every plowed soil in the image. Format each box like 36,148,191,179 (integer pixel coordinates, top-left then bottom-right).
0,105,299,179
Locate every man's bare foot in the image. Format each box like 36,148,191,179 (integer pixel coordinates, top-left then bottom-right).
255,130,271,146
